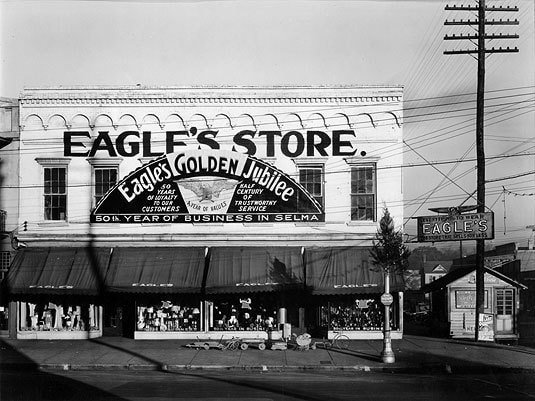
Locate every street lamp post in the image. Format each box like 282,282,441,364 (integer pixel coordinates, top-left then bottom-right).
370,207,410,365
381,268,395,364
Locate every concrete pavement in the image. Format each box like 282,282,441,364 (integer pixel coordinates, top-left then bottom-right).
1,335,535,373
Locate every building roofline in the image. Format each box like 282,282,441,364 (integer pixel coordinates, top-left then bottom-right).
423,266,527,293
19,85,404,101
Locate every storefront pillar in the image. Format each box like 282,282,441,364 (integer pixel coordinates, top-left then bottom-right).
299,307,305,333
8,301,17,339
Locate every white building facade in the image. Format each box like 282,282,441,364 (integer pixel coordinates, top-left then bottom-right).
5,86,405,340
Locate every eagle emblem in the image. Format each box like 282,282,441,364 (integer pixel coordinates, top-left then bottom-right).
176,177,238,202
429,205,479,217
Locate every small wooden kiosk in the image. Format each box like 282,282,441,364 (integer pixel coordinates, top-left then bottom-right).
424,266,526,343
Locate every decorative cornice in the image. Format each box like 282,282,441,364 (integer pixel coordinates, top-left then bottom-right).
20,95,402,106
19,85,403,106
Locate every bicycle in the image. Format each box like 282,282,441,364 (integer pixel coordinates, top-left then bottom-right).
313,330,350,350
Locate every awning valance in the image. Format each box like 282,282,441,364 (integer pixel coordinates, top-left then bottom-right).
205,247,304,294
305,247,405,295
2,247,111,295
104,247,205,293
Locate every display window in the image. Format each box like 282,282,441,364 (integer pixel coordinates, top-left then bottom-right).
18,301,100,332
0,305,8,331
136,300,201,332
208,294,280,332
319,294,400,331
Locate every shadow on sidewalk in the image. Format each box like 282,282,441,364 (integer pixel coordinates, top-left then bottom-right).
0,339,127,401
89,337,171,370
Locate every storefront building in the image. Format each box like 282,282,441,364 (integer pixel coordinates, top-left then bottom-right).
0,98,19,337
2,86,404,340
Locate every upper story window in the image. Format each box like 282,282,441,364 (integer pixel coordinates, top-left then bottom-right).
87,158,122,207
0,210,6,232
94,167,118,205
350,164,376,221
298,165,324,208
0,251,11,281
36,158,71,222
44,167,67,220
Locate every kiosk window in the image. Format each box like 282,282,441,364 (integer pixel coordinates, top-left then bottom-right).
455,290,489,309
496,289,514,315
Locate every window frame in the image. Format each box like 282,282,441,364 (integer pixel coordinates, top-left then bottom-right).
350,163,377,222
297,164,325,208
293,160,326,210
87,158,122,208
36,158,71,222
93,166,119,206
0,251,11,281
0,210,6,233
496,288,514,316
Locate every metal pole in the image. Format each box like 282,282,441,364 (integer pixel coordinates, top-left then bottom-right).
381,269,395,363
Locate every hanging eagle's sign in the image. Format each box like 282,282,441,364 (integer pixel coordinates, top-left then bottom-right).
91,149,324,223
416,212,494,242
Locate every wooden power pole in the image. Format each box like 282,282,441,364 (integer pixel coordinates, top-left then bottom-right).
444,1,518,341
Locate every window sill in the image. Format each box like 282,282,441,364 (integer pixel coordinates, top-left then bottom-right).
294,222,326,227
346,221,376,227
38,221,69,227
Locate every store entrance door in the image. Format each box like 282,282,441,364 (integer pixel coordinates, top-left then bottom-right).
103,306,123,336
495,288,514,335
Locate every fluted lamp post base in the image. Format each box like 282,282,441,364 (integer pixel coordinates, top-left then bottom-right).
381,344,396,364
381,271,395,364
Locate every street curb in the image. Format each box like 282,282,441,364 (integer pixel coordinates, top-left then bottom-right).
3,362,535,374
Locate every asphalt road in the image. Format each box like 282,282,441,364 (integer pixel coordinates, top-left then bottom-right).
2,369,535,401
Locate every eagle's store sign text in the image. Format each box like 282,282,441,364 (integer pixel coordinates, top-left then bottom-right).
64,128,360,158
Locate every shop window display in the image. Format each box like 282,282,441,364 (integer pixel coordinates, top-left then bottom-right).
0,305,8,331
210,296,278,331
19,302,100,332
136,301,201,332
320,296,399,331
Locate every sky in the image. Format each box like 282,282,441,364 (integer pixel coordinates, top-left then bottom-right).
1,0,534,250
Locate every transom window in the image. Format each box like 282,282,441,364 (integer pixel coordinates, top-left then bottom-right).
350,165,376,221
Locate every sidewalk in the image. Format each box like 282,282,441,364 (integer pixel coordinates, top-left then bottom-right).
1,335,535,373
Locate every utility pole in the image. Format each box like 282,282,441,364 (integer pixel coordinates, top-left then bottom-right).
444,1,518,341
